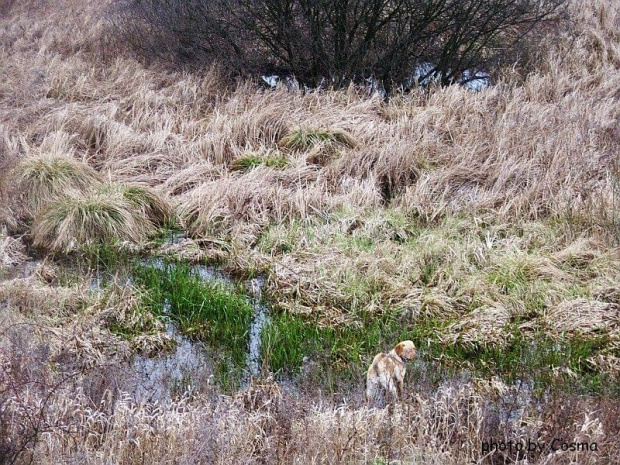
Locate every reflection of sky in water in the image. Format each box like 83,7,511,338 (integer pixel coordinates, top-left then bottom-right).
409,63,490,90
129,323,211,403
9,256,540,423
33,239,272,402
262,64,490,93
246,277,267,377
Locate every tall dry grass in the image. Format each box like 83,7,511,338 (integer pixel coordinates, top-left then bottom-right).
1,0,620,463
2,0,616,231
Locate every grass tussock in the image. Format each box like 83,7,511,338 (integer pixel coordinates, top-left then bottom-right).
16,155,102,213
97,183,173,227
32,188,149,251
28,179,172,252
545,298,620,338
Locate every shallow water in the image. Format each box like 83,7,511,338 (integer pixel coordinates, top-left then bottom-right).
7,247,271,402
128,256,270,400
128,323,212,403
246,276,268,377
4,253,544,416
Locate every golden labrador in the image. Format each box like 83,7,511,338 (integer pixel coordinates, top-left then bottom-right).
366,340,417,405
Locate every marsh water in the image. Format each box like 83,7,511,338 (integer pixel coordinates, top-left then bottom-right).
4,245,539,410
7,247,270,403
125,260,270,402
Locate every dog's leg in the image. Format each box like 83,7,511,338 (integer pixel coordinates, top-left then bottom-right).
367,378,380,406
386,377,398,403
366,383,375,405
396,371,405,400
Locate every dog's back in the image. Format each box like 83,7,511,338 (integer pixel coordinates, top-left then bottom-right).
366,352,404,405
367,341,416,406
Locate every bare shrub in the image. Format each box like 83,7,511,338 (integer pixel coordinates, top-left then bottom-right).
0,323,60,465
109,0,567,90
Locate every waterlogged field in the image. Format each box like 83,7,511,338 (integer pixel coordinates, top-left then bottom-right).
1,0,620,463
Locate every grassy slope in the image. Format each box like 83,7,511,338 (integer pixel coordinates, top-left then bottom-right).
1,0,620,463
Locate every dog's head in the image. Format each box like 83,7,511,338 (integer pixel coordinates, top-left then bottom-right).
394,340,417,361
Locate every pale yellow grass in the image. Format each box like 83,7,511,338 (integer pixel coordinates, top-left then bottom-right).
1,0,620,463
0,368,611,464
2,1,617,235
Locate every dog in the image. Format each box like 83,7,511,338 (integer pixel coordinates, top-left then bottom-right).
366,340,417,406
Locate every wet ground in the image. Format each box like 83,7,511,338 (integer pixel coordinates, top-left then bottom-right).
2,248,271,403
2,245,539,411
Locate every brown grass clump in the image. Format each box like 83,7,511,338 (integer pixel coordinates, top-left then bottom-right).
31,183,171,252
16,154,102,214
179,167,379,241
32,189,149,251
100,284,175,356
0,135,21,229
0,275,88,318
544,298,620,338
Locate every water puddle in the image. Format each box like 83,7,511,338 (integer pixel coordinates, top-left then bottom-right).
246,276,268,377
127,323,212,403
2,234,273,402
145,252,270,375
125,255,270,401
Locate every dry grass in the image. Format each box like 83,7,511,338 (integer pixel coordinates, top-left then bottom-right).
1,0,620,462
0,228,26,271
544,298,620,338
31,185,164,252
0,353,617,464
16,154,102,214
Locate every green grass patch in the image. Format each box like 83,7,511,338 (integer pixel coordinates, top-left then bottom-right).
133,261,254,391
487,258,541,294
261,310,411,391
256,220,310,254
231,153,289,172
261,309,618,396
279,128,357,151
434,328,614,395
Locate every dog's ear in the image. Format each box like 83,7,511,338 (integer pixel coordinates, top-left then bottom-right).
394,342,404,357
